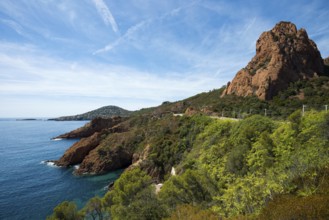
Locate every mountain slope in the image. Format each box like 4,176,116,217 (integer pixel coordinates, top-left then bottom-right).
50,105,132,121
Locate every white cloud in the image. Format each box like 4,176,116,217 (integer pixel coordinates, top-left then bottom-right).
91,0,119,33
0,42,223,115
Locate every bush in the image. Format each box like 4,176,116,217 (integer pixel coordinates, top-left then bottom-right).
47,201,82,220
258,194,329,220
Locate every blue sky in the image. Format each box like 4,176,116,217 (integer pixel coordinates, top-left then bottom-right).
0,0,328,117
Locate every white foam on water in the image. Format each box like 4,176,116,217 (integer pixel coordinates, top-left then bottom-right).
52,138,63,141
40,160,60,168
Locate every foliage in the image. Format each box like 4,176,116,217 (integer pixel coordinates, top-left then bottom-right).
81,196,105,220
164,204,219,220
160,111,329,218
225,115,276,175
51,110,329,219
159,169,218,210
47,201,82,220
142,115,211,179
121,186,167,220
103,168,167,220
257,194,329,220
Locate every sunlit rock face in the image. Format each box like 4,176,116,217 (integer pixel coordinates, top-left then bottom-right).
222,21,324,100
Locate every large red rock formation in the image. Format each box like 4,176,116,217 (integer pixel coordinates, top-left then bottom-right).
222,21,324,100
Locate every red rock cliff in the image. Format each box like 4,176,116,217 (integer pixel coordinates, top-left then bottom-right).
222,21,324,100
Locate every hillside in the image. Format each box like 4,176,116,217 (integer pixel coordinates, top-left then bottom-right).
47,22,329,220
136,74,329,119
49,105,132,121
49,112,329,219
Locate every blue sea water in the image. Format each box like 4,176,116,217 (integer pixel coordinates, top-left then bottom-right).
0,119,122,220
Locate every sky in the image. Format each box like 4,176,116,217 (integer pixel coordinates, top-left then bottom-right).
0,0,329,117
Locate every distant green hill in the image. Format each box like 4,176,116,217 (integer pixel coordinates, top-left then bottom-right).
49,105,132,121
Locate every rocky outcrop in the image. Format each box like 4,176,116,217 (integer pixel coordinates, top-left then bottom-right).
54,116,125,139
222,21,324,100
53,111,145,174
55,132,103,167
75,145,133,175
73,131,140,175
53,116,129,168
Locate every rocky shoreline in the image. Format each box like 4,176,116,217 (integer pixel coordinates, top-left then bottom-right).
52,116,134,175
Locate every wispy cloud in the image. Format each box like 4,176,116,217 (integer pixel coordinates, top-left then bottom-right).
0,42,222,113
94,1,200,54
94,19,149,54
1,19,26,37
91,0,119,33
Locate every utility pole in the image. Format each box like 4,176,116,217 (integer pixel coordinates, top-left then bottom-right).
325,105,328,112
249,109,252,115
222,110,224,117
264,108,267,117
302,105,306,116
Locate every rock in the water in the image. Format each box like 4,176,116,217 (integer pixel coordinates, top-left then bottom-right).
222,21,324,100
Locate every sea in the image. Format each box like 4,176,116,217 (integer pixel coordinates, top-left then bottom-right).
0,119,122,220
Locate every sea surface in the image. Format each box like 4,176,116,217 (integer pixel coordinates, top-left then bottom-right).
0,119,122,220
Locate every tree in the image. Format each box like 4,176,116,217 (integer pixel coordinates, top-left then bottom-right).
47,201,82,220
247,132,274,173
124,186,168,220
82,196,105,220
225,115,276,175
102,168,167,220
159,169,218,211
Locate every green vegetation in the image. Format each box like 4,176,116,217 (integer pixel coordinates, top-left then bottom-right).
134,76,329,120
50,105,132,121
49,110,329,219
47,201,82,220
